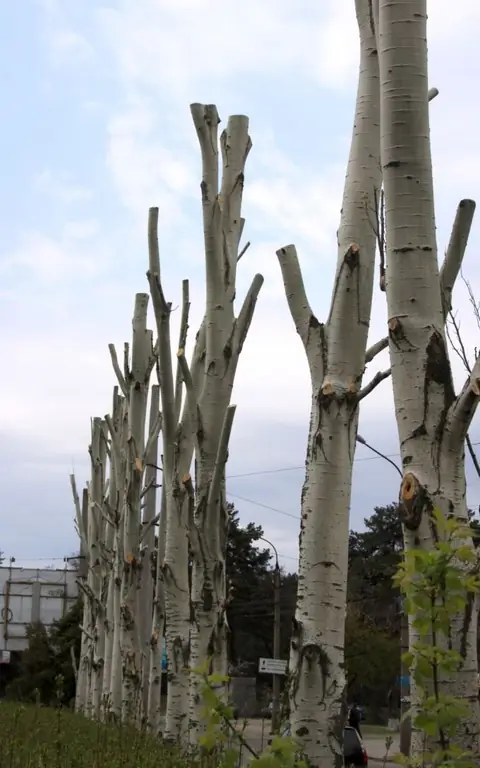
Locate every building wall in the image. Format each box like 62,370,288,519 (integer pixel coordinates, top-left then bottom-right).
0,566,78,652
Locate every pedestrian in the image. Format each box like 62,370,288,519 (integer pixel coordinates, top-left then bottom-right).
348,702,362,737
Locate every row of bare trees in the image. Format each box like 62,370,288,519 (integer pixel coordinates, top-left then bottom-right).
69,1,480,766
70,106,263,741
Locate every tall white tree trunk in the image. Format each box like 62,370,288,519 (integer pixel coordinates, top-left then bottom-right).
276,4,384,765
378,0,480,756
186,104,263,742
71,481,90,713
118,293,156,723
102,388,124,718
90,419,108,720
148,228,193,743
140,384,160,719
147,486,167,733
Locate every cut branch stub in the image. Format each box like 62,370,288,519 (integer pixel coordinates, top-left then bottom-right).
399,472,431,531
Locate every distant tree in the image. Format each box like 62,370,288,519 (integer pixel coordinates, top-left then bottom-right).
345,608,399,718
6,622,56,704
49,599,82,705
6,600,82,706
226,506,297,670
348,504,403,631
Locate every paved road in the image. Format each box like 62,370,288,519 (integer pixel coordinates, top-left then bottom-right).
239,720,400,767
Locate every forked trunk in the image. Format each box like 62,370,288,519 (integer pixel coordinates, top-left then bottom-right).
140,384,160,718
147,486,167,733
187,105,263,742
379,0,480,756
276,3,382,764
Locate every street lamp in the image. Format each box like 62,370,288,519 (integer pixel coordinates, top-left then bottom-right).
355,434,410,756
259,537,282,735
356,434,403,477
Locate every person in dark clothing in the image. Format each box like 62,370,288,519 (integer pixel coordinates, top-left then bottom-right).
348,702,362,737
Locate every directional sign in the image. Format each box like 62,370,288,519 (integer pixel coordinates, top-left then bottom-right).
0,650,11,664
259,657,287,675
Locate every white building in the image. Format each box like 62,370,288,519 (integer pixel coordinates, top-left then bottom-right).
0,565,78,653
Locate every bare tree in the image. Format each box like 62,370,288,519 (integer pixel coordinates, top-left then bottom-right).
275,3,386,764
379,0,480,756
147,103,263,743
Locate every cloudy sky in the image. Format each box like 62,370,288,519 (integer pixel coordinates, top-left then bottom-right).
1,0,480,572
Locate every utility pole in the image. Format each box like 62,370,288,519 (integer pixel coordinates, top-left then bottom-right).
259,536,282,734
272,560,281,734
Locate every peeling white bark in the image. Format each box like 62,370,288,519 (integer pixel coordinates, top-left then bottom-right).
119,294,156,723
140,384,160,719
71,480,89,714
102,388,124,718
187,104,263,743
147,486,167,733
148,216,192,743
379,0,480,756
276,3,382,765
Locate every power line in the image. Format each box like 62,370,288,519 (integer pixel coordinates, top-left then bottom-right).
227,441,480,481
227,491,299,521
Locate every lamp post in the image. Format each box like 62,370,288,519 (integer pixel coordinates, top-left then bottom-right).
355,434,410,756
259,536,281,735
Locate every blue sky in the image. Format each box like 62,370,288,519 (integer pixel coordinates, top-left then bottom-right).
1,0,480,571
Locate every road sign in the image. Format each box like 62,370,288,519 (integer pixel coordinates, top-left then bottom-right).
0,650,11,664
259,657,287,675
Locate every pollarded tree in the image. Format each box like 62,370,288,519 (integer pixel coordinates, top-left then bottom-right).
276,2,385,765
378,0,480,757
147,103,263,743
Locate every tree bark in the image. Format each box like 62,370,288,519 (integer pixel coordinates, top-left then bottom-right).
120,293,156,723
71,480,90,713
147,226,192,743
147,485,167,733
187,104,263,742
140,384,160,719
276,3,382,765
90,418,108,720
102,388,124,718
379,0,480,756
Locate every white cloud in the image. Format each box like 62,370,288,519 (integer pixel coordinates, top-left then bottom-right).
96,0,358,105
39,0,94,68
0,226,107,284
33,170,93,205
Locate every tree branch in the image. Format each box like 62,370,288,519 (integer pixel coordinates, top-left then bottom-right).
140,513,160,543
276,244,320,352
440,199,476,317
467,434,480,480
447,357,480,448
143,411,162,466
206,405,237,518
70,474,86,547
174,279,190,424
108,344,128,397
190,103,221,298
177,348,202,444
234,273,264,356
237,240,251,262
146,207,177,477
357,368,391,402
365,336,388,364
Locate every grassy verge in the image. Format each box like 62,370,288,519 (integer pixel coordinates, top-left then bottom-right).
361,724,395,736
0,702,188,768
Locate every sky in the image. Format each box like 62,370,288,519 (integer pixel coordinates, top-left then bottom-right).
1,0,480,572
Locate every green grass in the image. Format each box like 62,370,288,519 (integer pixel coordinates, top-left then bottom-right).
361,724,395,736
0,702,188,767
